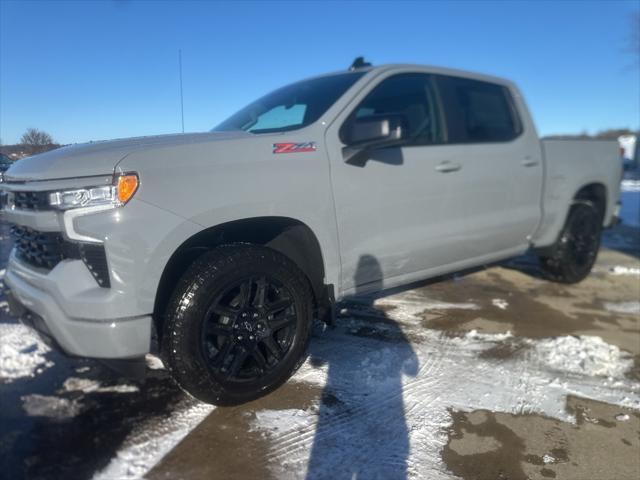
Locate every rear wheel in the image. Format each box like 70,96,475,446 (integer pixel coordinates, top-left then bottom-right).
162,244,313,405
539,200,602,284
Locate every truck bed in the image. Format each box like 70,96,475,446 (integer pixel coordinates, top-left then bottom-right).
533,139,622,248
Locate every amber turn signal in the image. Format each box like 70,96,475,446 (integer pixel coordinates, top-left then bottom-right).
116,174,139,204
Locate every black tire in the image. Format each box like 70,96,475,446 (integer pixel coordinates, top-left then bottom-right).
539,200,603,284
162,244,313,405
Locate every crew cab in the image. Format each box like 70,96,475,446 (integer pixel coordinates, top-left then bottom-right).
1,61,622,404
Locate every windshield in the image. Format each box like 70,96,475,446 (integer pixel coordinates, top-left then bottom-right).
213,71,365,134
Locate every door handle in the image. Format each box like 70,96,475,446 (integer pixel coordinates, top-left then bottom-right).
435,162,462,173
522,158,539,167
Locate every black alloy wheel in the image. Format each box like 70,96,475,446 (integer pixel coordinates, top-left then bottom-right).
162,244,313,405
540,200,603,284
201,275,297,383
562,204,600,271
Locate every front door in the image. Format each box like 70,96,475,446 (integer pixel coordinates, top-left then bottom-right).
326,72,466,293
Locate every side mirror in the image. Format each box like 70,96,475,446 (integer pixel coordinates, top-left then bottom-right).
342,114,407,163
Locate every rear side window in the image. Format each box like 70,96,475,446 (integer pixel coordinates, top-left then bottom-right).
345,73,444,146
437,76,522,143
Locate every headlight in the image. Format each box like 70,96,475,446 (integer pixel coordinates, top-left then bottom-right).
49,173,139,210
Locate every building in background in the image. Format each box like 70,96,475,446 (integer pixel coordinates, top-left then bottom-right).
619,134,638,171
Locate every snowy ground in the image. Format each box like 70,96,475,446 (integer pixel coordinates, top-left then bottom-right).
1,183,639,480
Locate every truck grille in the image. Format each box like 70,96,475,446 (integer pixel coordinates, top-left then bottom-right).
13,191,51,211
10,226,72,270
9,225,111,287
78,243,111,288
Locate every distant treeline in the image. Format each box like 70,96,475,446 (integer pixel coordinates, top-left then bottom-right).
544,129,638,140
0,143,62,160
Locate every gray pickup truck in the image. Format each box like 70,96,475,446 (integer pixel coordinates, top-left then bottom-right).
1,60,621,405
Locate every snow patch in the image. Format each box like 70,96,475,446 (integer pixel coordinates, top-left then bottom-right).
62,377,100,392
374,290,479,322
421,301,480,311
0,323,53,382
62,377,139,394
100,384,139,394
492,298,509,310
92,399,214,480
22,394,83,420
532,335,632,378
460,329,514,341
621,179,640,192
145,354,165,370
604,301,640,315
251,409,316,435
609,266,640,276
616,413,630,421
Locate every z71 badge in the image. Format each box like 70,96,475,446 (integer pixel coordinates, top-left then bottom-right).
273,142,317,154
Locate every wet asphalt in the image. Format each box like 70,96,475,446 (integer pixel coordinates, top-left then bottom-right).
0,218,639,480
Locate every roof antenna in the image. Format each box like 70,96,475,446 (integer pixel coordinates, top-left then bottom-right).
349,56,371,71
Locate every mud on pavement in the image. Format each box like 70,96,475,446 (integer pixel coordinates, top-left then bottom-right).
443,396,640,480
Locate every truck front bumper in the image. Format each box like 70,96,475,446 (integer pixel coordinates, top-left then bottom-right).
5,253,152,359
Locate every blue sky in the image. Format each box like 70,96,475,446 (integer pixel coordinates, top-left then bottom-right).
1,0,638,144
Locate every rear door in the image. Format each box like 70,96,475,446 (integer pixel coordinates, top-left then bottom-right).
434,75,543,258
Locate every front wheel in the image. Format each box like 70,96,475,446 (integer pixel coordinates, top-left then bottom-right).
539,200,602,284
162,244,313,405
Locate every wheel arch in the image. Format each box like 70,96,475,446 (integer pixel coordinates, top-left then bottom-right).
535,181,608,257
153,216,328,338
573,182,607,220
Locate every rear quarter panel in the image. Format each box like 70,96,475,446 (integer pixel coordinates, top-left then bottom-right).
533,139,621,248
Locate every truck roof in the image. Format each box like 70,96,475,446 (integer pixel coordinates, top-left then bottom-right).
307,62,517,90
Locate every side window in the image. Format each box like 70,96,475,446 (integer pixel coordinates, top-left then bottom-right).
437,76,522,143
345,73,443,146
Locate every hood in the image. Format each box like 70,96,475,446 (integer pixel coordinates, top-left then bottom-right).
4,131,250,182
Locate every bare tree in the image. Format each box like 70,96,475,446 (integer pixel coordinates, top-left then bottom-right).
20,128,54,146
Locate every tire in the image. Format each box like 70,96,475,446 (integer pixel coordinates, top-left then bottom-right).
162,244,313,405
539,200,603,284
